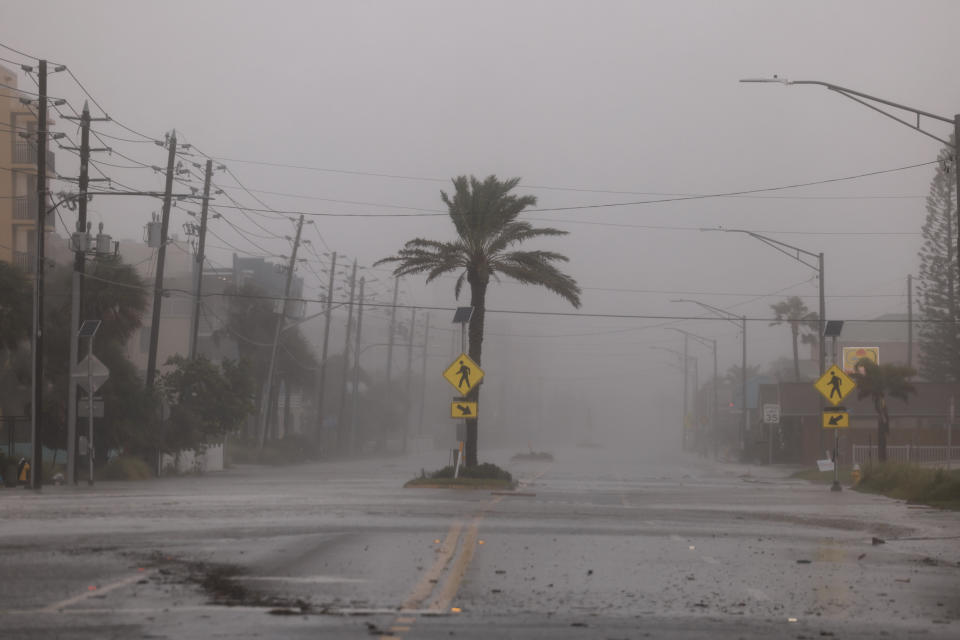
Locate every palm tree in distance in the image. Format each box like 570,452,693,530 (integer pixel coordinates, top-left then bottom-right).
769,296,819,382
850,357,916,463
376,175,581,466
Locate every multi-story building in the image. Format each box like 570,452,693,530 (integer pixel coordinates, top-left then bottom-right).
0,63,56,274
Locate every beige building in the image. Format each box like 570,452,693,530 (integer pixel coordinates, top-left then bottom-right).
0,63,56,273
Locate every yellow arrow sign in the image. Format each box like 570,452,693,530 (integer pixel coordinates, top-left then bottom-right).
814,364,856,406
442,353,484,395
450,400,478,419
822,408,850,428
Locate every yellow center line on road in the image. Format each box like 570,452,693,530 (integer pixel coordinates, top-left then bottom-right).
41,571,150,613
401,520,464,611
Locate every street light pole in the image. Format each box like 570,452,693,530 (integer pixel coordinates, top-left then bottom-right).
704,227,826,454
672,299,748,457
740,77,958,294
668,328,719,458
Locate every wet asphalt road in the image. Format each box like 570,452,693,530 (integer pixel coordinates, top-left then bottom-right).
1,445,958,639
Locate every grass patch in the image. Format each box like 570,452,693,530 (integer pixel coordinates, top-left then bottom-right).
226,434,322,466
100,455,153,481
405,462,515,489
791,466,854,486
857,463,960,509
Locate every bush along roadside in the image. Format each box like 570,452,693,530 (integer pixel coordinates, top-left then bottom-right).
405,462,515,489
856,462,960,509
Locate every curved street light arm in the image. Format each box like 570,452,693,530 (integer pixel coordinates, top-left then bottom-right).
740,77,955,147
666,327,715,351
719,228,819,271
671,298,742,328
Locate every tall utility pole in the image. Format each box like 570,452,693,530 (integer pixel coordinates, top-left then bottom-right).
349,277,365,454
405,307,416,439
416,312,430,444
336,260,358,452
258,215,305,450
385,277,399,383
907,274,913,370
145,131,178,390
315,251,337,438
29,59,48,489
682,332,689,451
188,159,214,360
62,100,108,485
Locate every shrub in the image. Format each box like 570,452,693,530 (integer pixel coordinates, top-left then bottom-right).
858,462,960,507
101,455,153,481
430,462,512,482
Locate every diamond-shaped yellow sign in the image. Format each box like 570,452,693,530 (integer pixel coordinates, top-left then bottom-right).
814,365,856,406
442,353,484,395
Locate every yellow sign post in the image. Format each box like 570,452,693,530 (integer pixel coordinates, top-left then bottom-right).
814,364,856,406
450,400,478,419
822,407,849,428
442,353,485,395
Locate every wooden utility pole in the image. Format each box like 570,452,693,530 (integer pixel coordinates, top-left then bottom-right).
349,277,365,454
315,251,336,437
415,312,430,447
336,260,358,452
258,214,305,449
405,307,416,440
188,159,214,359
385,277,399,382
29,59,48,489
62,101,108,484
907,273,913,370
145,131,178,390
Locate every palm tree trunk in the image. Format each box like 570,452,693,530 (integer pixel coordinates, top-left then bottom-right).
876,395,889,462
465,273,488,467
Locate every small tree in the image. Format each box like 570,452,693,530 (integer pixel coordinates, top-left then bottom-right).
850,357,916,462
159,356,255,454
917,135,960,382
769,296,819,382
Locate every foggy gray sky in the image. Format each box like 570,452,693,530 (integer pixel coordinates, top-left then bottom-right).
5,0,959,440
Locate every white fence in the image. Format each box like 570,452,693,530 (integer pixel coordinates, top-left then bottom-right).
160,443,224,474
852,444,960,466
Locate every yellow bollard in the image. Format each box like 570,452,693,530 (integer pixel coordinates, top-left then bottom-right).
850,464,861,486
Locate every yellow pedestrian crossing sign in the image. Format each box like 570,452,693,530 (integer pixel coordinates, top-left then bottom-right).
451,400,478,419
814,365,856,406
822,407,849,428
443,353,484,394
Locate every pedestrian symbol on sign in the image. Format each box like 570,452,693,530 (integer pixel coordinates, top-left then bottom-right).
456,360,472,390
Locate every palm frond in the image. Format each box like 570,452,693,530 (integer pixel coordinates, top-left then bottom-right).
492,250,581,308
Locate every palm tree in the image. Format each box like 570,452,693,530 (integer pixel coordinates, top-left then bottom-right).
849,357,916,462
376,175,581,466
769,296,819,382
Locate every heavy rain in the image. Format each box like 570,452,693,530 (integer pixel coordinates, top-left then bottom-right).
1,2,958,638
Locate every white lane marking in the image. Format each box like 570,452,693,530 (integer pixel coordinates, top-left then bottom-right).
41,572,148,613
746,587,770,602
233,575,367,584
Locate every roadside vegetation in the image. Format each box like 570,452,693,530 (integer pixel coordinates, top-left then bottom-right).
405,462,515,489
792,463,960,510
856,463,960,509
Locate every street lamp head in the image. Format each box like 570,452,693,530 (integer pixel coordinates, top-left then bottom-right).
739,75,790,85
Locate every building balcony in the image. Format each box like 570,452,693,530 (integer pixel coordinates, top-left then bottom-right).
12,141,56,173
13,251,35,274
13,195,36,220
12,196,55,229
